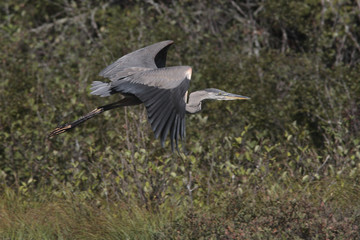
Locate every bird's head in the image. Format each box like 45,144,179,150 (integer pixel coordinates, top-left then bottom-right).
186,88,250,113
202,88,250,101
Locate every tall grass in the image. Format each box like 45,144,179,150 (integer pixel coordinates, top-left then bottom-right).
0,187,173,239
1,176,359,239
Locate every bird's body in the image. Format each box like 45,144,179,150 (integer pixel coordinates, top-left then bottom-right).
49,40,249,150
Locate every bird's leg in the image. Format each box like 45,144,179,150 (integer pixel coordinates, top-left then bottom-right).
48,96,141,138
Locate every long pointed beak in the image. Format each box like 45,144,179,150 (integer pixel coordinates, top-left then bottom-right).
224,93,250,100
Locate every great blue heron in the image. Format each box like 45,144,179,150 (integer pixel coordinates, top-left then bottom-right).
49,40,249,150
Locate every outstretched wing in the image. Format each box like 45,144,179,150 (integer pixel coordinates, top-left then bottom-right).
109,66,192,151
99,40,174,81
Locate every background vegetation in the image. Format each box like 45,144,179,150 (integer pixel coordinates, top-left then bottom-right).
1,0,360,238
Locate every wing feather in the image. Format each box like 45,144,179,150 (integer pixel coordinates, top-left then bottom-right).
107,67,190,151
175,115,181,149
180,117,185,139
140,87,159,102
154,105,173,138
147,95,168,116
99,40,174,81
170,115,179,151
161,111,176,148
152,104,173,136
91,40,192,151
148,100,168,124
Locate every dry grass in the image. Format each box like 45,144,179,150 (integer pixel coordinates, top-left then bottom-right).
1,177,359,239
0,188,171,239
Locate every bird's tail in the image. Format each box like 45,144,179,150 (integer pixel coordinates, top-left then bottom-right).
48,108,104,138
90,81,111,97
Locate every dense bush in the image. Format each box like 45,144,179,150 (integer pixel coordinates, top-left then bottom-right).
1,0,360,238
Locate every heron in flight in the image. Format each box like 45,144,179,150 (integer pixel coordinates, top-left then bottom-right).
49,40,249,150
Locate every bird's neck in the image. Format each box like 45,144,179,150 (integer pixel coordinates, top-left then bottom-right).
185,91,206,114
186,102,201,113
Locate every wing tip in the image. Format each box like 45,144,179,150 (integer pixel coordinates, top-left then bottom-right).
159,40,174,45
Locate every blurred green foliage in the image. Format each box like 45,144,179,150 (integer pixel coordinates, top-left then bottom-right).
1,0,360,238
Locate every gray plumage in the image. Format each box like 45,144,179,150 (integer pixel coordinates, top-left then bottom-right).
99,40,173,80
49,40,249,151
